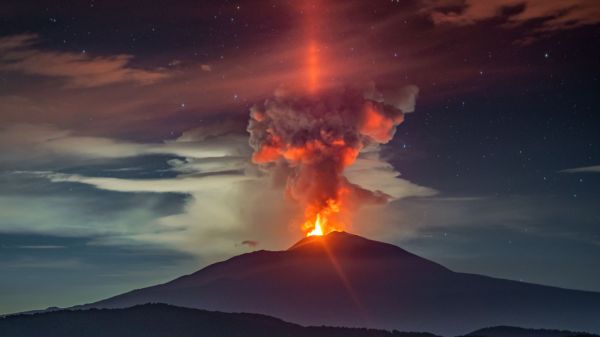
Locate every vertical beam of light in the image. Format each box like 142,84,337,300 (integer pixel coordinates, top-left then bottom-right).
307,40,320,94
303,0,321,94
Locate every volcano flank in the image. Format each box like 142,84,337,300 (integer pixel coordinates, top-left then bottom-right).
74,232,600,336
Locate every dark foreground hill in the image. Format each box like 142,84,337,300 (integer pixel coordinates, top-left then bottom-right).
2,304,598,337
0,303,438,337
73,232,600,335
463,326,599,337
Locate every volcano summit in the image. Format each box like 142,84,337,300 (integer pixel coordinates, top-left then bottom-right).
73,232,600,336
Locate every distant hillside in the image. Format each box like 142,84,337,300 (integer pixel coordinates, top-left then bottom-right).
0,303,438,337
463,326,599,337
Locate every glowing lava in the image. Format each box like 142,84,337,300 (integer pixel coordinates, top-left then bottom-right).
306,213,324,236
303,199,342,237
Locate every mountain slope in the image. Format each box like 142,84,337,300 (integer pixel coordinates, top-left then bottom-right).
77,232,600,336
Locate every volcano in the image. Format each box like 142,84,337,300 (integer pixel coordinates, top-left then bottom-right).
76,232,600,335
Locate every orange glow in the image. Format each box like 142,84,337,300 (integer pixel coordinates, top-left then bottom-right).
244,2,407,239
252,128,365,236
252,144,280,163
306,213,324,236
361,103,393,141
255,137,360,236
307,40,320,93
303,199,342,237
341,147,360,166
302,0,321,94
360,102,404,143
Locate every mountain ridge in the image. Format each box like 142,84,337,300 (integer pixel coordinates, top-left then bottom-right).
59,232,600,335
2,304,598,337
0,303,439,337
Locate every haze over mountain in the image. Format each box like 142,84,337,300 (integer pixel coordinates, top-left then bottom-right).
74,232,600,336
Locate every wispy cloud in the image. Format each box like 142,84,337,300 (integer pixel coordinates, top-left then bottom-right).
0,122,439,258
421,0,600,41
16,245,65,249
0,124,250,167
0,34,169,88
43,172,249,193
345,153,438,200
0,256,83,269
355,193,600,249
560,165,600,173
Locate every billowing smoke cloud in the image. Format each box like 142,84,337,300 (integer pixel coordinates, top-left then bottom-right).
247,85,417,234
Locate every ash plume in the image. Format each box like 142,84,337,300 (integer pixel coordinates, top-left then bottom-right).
247,85,417,233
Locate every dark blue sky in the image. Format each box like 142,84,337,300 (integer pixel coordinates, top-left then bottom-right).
0,0,599,314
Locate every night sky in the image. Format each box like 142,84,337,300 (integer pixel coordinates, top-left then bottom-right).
1,0,599,315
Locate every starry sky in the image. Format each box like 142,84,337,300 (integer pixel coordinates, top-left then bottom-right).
1,0,599,315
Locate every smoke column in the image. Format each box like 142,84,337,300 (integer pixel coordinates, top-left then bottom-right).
247,86,410,236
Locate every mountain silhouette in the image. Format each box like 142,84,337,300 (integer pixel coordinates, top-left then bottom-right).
0,304,440,337
4,304,599,337
74,232,600,336
462,326,598,337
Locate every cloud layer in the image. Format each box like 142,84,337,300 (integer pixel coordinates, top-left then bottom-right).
0,34,169,88
561,165,600,173
0,122,437,258
421,0,600,40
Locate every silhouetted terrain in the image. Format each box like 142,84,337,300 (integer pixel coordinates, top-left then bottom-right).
463,326,599,337
0,304,438,337
3,304,598,337
72,232,600,335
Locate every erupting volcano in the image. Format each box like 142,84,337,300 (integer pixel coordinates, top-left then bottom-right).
77,232,600,336
247,86,408,236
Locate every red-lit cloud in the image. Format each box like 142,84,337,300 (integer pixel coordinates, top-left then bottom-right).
421,0,600,35
0,0,593,138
